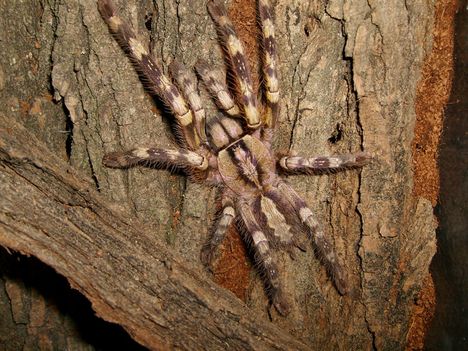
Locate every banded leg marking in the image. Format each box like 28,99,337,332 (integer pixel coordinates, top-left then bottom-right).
277,182,348,294
169,61,207,143
258,0,279,128
279,152,372,173
103,147,208,170
207,1,260,128
195,60,240,116
98,0,199,149
200,202,235,267
238,201,290,315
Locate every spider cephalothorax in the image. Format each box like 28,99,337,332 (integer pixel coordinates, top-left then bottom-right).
98,0,371,315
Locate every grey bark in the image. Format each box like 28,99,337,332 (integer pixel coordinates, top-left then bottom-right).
0,0,437,350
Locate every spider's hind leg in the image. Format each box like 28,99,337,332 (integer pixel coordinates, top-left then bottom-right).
277,182,349,295
238,199,290,316
200,194,236,268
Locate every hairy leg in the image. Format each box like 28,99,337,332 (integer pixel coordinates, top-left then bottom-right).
195,60,240,117
237,199,290,315
200,193,235,268
103,147,208,171
169,61,207,144
207,1,260,129
277,181,348,295
258,0,279,130
279,151,372,173
98,0,199,149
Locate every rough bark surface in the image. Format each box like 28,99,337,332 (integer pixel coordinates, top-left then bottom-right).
425,2,467,349
0,114,311,350
0,0,440,350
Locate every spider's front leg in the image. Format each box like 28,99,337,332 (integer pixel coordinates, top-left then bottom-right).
207,1,260,129
98,0,203,150
258,0,279,130
279,151,372,173
103,147,208,171
195,60,240,117
169,61,207,144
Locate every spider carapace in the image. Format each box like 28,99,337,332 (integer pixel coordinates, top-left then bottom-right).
98,0,371,315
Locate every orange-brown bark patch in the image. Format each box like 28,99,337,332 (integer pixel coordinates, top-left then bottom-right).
213,224,251,300
408,0,457,348
229,0,260,92
412,0,456,206
211,0,259,301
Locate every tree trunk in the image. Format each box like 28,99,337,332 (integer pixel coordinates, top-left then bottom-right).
0,0,446,349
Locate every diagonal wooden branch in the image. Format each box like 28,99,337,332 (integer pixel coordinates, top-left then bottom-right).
0,114,308,351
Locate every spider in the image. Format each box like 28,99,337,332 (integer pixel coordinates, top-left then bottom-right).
98,0,371,315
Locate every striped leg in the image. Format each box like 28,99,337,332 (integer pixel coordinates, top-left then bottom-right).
169,61,207,144
195,60,240,116
98,0,199,150
277,182,348,295
200,196,236,268
103,147,208,170
279,152,372,173
207,1,260,129
258,0,279,129
238,200,290,315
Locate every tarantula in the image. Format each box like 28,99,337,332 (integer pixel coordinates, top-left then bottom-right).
98,0,370,315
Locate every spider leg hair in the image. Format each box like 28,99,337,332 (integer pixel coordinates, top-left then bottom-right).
97,0,200,150
237,199,290,316
103,147,208,171
258,0,279,130
261,188,312,252
169,61,207,144
276,181,348,295
279,151,372,174
195,60,240,117
200,194,235,268
207,1,260,129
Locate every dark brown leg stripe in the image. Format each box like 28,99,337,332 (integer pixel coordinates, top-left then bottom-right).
279,152,372,172
258,0,279,129
277,182,348,295
237,201,290,315
98,0,199,149
207,1,260,128
103,147,208,170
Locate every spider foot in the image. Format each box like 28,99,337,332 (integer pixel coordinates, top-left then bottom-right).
353,151,373,167
103,151,137,168
272,289,291,316
200,244,217,271
331,266,349,295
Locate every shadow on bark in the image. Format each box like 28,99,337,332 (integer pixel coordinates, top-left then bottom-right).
0,247,146,350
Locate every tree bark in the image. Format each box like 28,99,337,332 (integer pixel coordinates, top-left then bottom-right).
0,0,440,350
0,113,310,350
